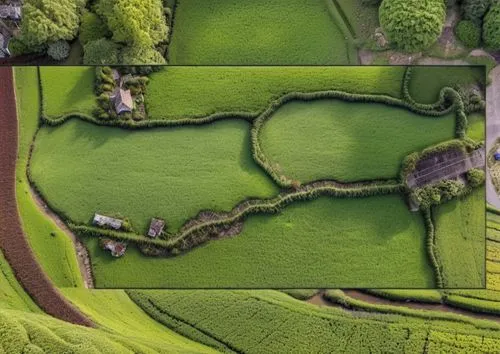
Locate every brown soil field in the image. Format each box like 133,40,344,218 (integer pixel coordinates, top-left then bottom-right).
0,66,94,327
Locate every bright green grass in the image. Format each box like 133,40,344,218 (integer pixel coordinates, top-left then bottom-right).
168,0,354,65
40,66,96,119
467,112,485,142
0,251,39,312
336,0,380,40
434,187,485,288
81,195,433,288
260,99,456,183
30,119,278,233
408,66,485,104
146,66,406,120
61,289,216,353
14,67,83,288
128,290,500,353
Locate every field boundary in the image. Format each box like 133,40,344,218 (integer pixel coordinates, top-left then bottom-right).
0,67,94,327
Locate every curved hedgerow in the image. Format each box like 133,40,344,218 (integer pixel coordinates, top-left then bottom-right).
379,0,446,52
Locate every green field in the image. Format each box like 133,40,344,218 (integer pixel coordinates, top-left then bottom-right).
407,66,485,104
127,290,500,353
467,112,486,142
40,66,96,119
31,119,277,233
168,0,356,65
14,67,83,288
434,187,485,288
146,66,406,120
77,195,433,288
260,99,455,183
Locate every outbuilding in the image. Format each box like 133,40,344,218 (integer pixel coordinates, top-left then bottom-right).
148,218,165,238
93,213,123,230
110,88,134,115
101,239,127,257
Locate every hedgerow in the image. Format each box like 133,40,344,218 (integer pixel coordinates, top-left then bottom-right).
483,2,500,49
379,0,446,52
422,209,444,288
456,20,482,48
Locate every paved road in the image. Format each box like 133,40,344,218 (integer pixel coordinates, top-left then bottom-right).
0,67,93,327
487,66,500,209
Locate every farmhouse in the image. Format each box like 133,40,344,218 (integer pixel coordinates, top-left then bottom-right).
101,239,127,257
0,3,21,21
110,88,134,115
147,218,165,238
93,213,123,230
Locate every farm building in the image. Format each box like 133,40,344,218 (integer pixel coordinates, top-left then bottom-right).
93,213,123,230
110,88,134,115
0,3,21,21
101,239,127,257
148,218,165,238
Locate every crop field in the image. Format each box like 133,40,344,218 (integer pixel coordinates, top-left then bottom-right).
79,195,433,288
40,66,96,119
127,290,500,353
146,66,406,120
14,67,84,288
168,0,356,65
434,187,485,288
260,99,455,183
30,119,278,233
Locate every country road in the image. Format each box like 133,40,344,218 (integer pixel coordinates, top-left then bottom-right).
487,66,500,209
0,67,94,327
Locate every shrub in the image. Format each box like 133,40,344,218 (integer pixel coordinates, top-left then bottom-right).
83,38,120,65
47,40,70,61
379,0,446,52
120,45,166,65
79,9,109,45
467,168,485,187
461,0,491,25
455,20,482,47
483,2,500,49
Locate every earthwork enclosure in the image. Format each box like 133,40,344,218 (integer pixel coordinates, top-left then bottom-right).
21,65,486,288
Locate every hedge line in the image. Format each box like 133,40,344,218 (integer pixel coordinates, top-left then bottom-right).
68,179,403,256
442,294,500,316
323,290,500,331
422,208,444,288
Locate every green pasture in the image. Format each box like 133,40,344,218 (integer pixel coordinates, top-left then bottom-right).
467,113,485,142
61,289,216,353
407,66,485,104
79,195,433,288
146,66,406,120
40,66,96,119
168,0,355,65
127,290,500,353
30,119,277,233
14,67,83,288
260,99,456,183
434,187,485,288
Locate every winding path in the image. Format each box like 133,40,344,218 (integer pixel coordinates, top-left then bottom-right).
0,67,94,327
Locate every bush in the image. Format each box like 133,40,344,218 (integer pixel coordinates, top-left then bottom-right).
83,38,120,65
483,2,500,49
79,9,109,45
467,168,485,187
120,45,166,65
455,20,482,47
461,0,491,25
47,40,70,60
379,0,446,52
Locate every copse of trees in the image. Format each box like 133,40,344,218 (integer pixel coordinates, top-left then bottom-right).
13,0,85,52
379,0,446,52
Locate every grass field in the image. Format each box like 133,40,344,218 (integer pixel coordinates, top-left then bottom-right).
14,67,83,288
146,66,406,120
40,66,96,119
79,195,433,288
128,290,500,353
260,99,456,183
434,187,485,288
467,112,486,142
407,66,485,104
31,119,278,233
168,0,355,65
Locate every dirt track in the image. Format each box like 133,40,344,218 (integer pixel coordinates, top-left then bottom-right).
0,67,94,327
